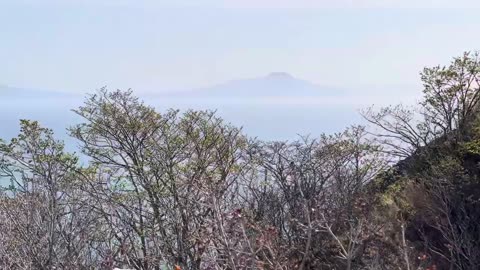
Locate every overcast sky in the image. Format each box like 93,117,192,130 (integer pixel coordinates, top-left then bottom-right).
2,0,480,94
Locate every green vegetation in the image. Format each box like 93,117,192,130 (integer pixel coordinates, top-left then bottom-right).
1,52,480,269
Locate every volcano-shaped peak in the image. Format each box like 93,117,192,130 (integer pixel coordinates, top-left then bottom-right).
159,72,341,98
266,72,294,80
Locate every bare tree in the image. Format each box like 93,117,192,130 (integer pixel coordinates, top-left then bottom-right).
0,120,98,269
70,89,251,269
363,52,480,158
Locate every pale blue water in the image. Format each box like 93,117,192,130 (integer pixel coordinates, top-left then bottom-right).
1,98,363,140
0,97,364,186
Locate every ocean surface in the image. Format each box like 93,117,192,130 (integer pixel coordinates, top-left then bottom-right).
0,97,365,141
0,96,366,186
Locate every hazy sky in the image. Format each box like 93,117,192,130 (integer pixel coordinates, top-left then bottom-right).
2,0,480,94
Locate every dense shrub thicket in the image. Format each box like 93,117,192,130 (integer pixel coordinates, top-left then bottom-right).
1,52,480,270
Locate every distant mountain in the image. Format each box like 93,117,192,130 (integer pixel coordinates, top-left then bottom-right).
161,73,342,99
0,78,362,146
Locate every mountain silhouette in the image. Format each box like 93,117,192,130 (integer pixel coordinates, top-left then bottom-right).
162,73,342,99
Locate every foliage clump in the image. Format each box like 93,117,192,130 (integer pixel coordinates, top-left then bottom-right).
2,52,480,269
